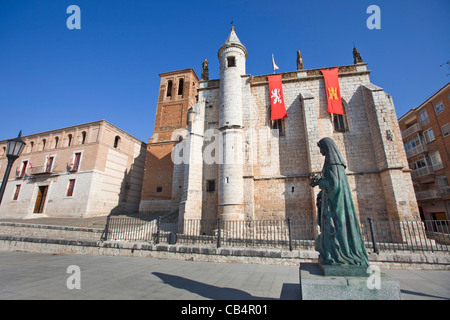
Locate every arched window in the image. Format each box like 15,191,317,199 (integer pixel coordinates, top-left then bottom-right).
30,141,34,152
114,136,121,149
68,134,73,147
54,137,59,149
166,80,173,97
332,101,348,132
42,139,46,150
178,78,184,96
81,131,86,144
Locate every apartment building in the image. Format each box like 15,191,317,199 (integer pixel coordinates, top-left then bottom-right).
398,82,450,220
0,120,146,218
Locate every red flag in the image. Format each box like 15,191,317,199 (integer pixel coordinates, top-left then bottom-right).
268,74,287,120
320,68,343,115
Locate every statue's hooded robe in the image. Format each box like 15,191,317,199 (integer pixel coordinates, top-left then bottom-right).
315,137,369,266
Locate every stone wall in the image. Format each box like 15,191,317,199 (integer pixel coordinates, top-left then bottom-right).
144,63,420,223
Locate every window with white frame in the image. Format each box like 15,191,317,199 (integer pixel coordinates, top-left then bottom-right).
442,123,450,137
70,152,82,172
410,157,428,170
436,174,449,188
404,134,421,152
45,156,55,173
423,128,435,143
434,100,445,115
418,110,430,126
429,151,443,170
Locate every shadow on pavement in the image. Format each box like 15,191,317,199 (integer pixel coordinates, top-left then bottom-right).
152,272,280,300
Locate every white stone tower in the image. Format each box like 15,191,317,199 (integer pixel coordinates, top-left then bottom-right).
217,26,247,221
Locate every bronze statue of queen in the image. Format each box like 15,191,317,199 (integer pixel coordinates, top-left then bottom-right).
310,137,369,268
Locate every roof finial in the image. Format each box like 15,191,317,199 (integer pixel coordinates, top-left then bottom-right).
231,17,234,31
353,44,363,64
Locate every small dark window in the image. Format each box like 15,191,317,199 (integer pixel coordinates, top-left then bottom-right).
13,185,21,200
45,157,54,173
207,180,215,192
271,119,286,136
67,179,75,197
68,134,72,147
166,80,173,97
19,161,28,178
81,131,86,144
54,137,59,149
227,56,236,67
71,153,81,171
114,136,121,149
333,114,346,132
178,78,184,96
333,102,348,132
42,139,46,150
156,186,163,193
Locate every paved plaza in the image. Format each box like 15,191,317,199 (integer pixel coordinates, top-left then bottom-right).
0,251,448,300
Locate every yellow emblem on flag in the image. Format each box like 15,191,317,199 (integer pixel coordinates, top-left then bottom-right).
328,87,338,100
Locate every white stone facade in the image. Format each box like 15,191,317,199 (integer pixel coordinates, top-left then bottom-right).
174,27,420,224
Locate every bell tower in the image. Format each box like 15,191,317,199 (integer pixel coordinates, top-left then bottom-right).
140,69,199,214
217,27,247,220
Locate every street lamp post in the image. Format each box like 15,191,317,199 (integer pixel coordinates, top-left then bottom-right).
0,131,26,205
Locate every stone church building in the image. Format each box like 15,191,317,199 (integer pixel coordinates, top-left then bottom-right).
139,27,420,224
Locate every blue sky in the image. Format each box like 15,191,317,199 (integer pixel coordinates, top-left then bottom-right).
0,0,449,142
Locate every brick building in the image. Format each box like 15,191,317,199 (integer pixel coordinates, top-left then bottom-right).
0,120,146,218
398,82,450,221
139,69,199,214
139,27,420,225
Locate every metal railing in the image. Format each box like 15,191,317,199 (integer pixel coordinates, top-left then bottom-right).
401,123,422,140
415,189,441,201
411,165,434,179
406,144,427,158
361,219,449,253
101,215,450,253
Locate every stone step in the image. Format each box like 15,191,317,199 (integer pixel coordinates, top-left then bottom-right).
0,222,103,241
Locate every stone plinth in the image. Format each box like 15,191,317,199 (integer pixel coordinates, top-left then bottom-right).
319,263,369,277
299,263,401,300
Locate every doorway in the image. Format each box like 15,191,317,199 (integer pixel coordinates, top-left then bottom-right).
33,186,48,213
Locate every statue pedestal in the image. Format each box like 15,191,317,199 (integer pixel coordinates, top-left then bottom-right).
299,263,401,300
319,263,369,277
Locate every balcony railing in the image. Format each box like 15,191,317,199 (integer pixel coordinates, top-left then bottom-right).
415,189,441,201
432,162,444,171
406,144,427,158
401,123,422,140
411,165,434,179
28,166,62,175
